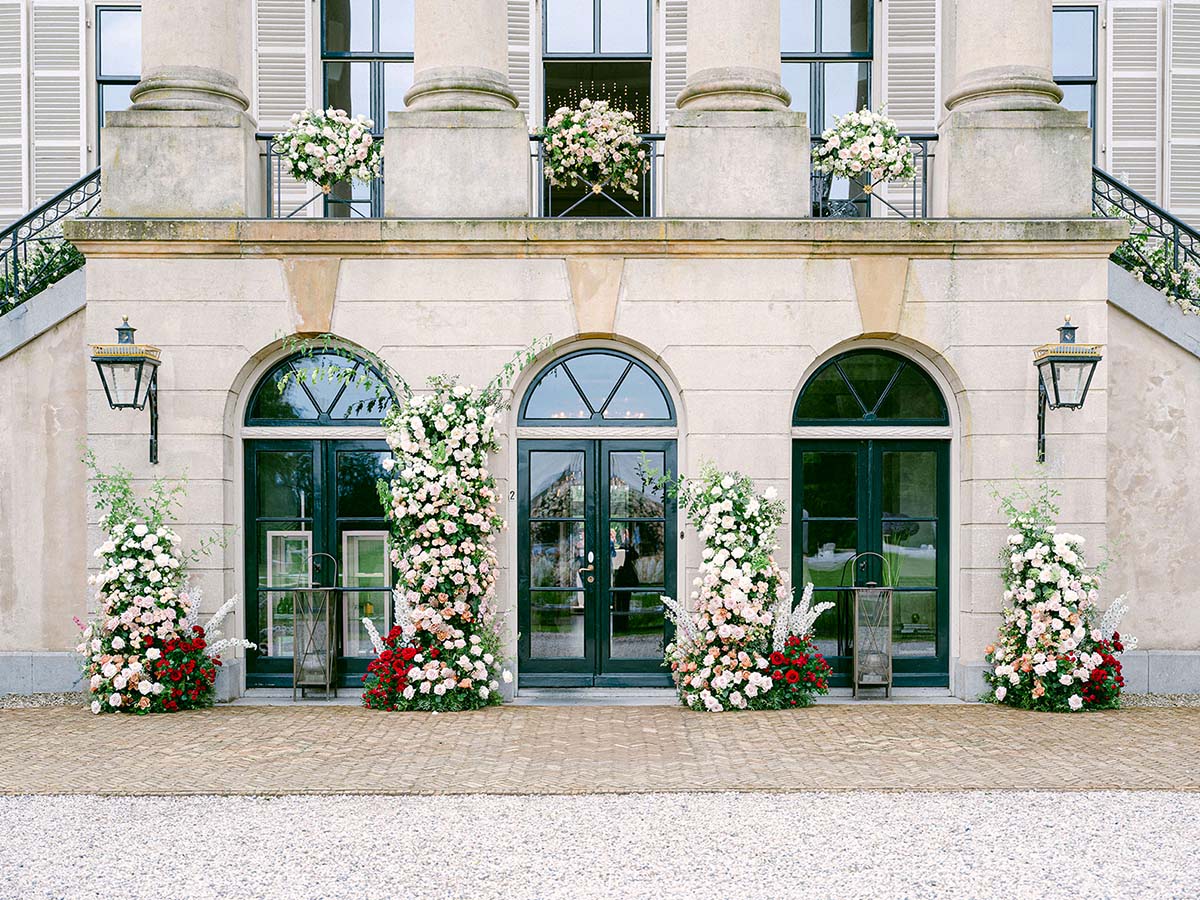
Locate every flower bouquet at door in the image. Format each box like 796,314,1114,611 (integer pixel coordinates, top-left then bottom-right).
985,482,1135,712
539,98,649,198
273,108,382,193
75,454,253,714
811,106,915,187
661,464,834,712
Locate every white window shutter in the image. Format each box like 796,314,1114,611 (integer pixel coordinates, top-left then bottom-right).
1107,1,1163,201
254,0,313,215
879,0,938,217
0,0,29,218
1167,0,1200,220
663,0,687,123
508,0,532,119
30,0,84,204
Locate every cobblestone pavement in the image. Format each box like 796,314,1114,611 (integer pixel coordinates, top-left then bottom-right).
2,703,1197,794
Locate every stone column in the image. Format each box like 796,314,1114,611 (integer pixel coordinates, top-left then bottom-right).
935,0,1091,217
664,0,810,217
100,0,261,217
385,0,529,217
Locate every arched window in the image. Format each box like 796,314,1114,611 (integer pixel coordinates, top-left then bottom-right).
794,349,948,426
519,349,675,425
245,351,396,426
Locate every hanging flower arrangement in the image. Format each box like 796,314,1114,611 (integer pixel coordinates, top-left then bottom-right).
985,483,1135,712
662,464,834,712
539,98,649,198
812,107,916,186
273,108,382,193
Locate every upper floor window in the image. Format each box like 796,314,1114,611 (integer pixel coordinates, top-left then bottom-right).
781,0,872,134
1053,5,1098,145
96,7,141,146
544,0,651,56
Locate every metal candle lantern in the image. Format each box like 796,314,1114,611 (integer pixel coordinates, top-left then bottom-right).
292,552,338,700
849,552,894,698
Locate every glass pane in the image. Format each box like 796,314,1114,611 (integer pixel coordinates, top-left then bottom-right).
782,61,812,118
384,61,415,113
781,0,817,53
881,451,936,519
258,525,312,592
543,59,652,134
809,588,843,658
379,0,415,52
256,450,314,518
795,364,862,420
893,590,937,657
344,589,389,657
343,532,389,587
565,353,628,412
336,450,388,518
1052,360,1093,406
801,520,858,589
530,591,586,657
531,521,586,588
251,367,319,421
837,352,902,413
328,365,389,420
546,0,595,52
1059,83,1094,127
820,0,870,53
801,451,857,518
822,61,870,130
609,521,664,588
1053,9,1096,79
603,365,670,420
291,354,358,413
883,521,937,588
259,589,297,656
324,0,374,52
98,9,141,78
609,451,664,517
600,0,648,53
324,61,372,118
530,451,586,517
610,591,664,658
525,366,592,419
875,362,946,421
99,84,135,126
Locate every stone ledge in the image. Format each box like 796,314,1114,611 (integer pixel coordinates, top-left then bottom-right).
954,651,1200,699
0,652,83,695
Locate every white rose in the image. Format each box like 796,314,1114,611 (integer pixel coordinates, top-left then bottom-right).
109,693,123,707
994,686,1007,701
146,648,161,661
502,670,513,684
1068,695,1083,711
90,700,102,714
138,680,153,695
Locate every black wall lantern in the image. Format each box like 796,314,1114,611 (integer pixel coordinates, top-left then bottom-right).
1034,316,1102,463
91,317,161,464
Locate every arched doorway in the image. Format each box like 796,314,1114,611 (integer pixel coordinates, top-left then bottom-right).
516,348,678,687
792,348,951,687
241,350,397,687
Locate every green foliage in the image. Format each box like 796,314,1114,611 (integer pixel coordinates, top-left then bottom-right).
0,236,86,316
1098,203,1200,315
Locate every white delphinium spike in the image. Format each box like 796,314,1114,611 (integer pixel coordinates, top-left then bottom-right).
363,617,385,656
1098,594,1137,648
771,594,791,652
206,637,256,658
662,595,698,648
179,585,204,630
392,587,414,631
202,594,239,637
789,582,834,639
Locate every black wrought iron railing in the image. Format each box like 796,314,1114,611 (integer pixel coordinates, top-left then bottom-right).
260,133,386,218
532,133,665,218
811,134,937,219
0,168,100,316
1093,167,1200,312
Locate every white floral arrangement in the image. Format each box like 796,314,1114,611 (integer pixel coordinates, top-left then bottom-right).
539,98,649,198
273,108,382,192
812,107,915,184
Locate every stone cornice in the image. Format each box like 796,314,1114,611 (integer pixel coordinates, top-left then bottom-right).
64,217,1129,259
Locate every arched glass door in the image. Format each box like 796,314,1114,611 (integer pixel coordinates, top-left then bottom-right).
243,351,396,688
517,350,677,686
792,350,951,687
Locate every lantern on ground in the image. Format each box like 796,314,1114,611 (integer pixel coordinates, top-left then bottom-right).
90,317,161,463
292,552,338,700
1034,317,1103,463
849,552,894,698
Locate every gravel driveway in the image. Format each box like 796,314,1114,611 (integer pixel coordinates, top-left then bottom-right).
2,791,1196,899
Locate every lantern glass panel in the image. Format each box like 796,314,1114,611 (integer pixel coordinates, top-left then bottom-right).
99,360,142,407
1051,359,1093,407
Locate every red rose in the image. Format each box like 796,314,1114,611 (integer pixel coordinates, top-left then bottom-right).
796,654,808,667
430,648,440,659
772,670,783,681
170,670,183,682
193,638,206,650
785,670,801,684
1090,669,1106,683
401,647,418,662
192,625,204,634
171,688,182,698
785,635,800,648
769,652,785,666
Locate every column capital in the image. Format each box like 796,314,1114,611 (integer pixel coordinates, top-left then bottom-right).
676,0,789,112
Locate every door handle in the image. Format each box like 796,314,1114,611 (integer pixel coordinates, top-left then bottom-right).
579,564,595,572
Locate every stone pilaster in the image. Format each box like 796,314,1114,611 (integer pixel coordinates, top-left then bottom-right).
385,0,529,217
934,0,1092,217
100,0,262,217
664,0,810,217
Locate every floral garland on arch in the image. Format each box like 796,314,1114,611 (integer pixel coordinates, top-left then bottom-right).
539,98,650,198
273,108,382,193
75,454,253,715
812,107,915,185
984,483,1135,712
661,464,833,712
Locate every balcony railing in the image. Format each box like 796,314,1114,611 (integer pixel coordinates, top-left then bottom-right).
259,132,937,220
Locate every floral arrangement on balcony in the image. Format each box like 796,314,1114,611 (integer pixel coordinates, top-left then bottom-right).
1097,203,1200,315
539,98,649,198
75,454,253,714
273,108,382,193
812,107,915,188
984,482,1135,712
661,464,833,712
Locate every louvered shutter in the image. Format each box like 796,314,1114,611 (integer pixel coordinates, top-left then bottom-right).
0,0,29,218
508,0,531,118
662,0,686,124
1167,0,1200,220
879,0,938,216
254,0,313,215
30,0,84,204
1108,0,1163,201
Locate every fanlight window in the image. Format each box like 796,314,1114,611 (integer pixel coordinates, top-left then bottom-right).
794,350,948,425
520,350,674,425
246,351,396,425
